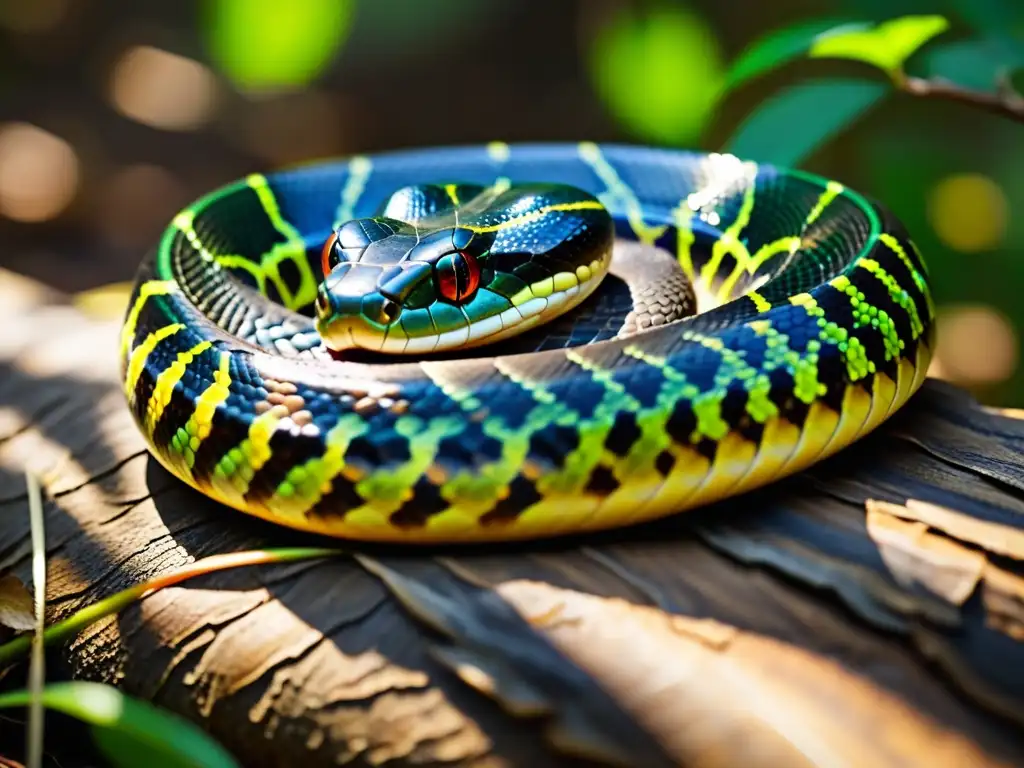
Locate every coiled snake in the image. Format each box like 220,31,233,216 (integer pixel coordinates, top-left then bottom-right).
120,143,934,542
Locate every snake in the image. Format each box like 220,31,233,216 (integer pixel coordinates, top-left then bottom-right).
120,143,935,543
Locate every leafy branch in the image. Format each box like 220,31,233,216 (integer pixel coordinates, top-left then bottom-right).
896,70,1024,122
721,14,1024,165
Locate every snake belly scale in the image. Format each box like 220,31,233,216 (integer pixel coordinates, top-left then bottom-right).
120,143,934,543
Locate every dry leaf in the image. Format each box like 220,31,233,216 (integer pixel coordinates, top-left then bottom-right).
866,505,985,605
869,499,1024,561
0,574,34,632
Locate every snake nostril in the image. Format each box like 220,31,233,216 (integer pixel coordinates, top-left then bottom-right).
379,298,401,324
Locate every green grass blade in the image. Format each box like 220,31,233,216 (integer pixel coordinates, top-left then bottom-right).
25,473,45,768
0,682,239,768
0,547,339,668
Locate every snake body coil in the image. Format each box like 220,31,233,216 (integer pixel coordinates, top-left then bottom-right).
120,143,934,542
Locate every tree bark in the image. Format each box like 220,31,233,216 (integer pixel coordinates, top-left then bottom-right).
0,269,1022,767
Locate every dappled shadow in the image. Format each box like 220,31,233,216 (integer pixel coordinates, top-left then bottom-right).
143,378,1024,765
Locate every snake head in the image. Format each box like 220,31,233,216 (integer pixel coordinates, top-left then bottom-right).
315,217,495,354
315,181,614,356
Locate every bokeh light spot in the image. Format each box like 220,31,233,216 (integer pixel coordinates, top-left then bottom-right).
588,6,723,145
109,46,219,132
202,0,353,93
73,282,136,321
929,304,1018,386
927,173,1008,253
0,123,79,222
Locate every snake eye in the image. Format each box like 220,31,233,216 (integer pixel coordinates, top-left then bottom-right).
320,232,340,276
436,250,480,304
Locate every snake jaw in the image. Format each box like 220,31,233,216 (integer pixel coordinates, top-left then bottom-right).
315,288,404,354
316,311,389,353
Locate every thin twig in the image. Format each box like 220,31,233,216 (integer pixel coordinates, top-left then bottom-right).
897,74,1024,124
24,474,45,768
0,547,340,668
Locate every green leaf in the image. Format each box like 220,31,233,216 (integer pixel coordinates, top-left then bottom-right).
725,79,889,167
810,15,951,76
0,682,239,768
200,0,353,92
588,5,725,145
924,39,1024,92
725,18,870,90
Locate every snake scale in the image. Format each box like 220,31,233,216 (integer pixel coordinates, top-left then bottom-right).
120,143,935,543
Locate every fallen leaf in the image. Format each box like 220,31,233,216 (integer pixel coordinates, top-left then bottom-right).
869,499,1024,561
866,505,985,605
0,575,34,632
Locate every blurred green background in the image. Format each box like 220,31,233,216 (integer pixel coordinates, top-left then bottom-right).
0,0,1020,404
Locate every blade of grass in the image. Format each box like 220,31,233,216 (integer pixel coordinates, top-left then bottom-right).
0,682,240,768
0,547,340,669
25,473,44,768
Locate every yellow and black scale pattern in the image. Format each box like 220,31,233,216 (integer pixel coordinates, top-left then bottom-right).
120,143,935,542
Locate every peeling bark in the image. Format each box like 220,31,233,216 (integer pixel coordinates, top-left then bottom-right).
1,271,1023,767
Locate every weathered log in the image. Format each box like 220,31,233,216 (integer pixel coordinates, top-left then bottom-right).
0,269,1022,767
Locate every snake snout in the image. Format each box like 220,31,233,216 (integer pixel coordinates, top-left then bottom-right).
365,294,402,325
315,263,404,352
